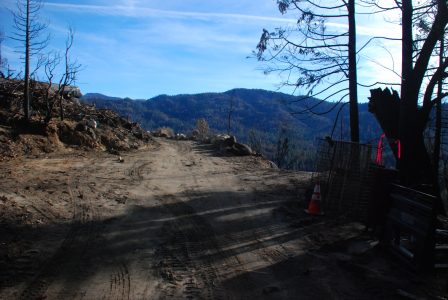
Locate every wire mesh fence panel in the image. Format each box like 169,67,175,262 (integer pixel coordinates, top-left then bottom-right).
312,139,376,222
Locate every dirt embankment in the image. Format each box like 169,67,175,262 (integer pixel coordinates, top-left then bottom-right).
0,78,153,161
1,139,445,299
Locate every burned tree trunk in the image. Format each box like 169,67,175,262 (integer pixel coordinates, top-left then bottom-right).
347,0,359,143
368,88,432,187
368,88,400,157
399,118,432,186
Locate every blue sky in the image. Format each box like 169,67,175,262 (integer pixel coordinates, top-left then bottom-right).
1,0,402,100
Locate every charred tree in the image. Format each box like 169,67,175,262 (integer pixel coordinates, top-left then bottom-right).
57,28,80,121
10,0,49,121
347,0,359,142
434,37,445,184
42,51,59,124
368,0,447,213
0,30,6,78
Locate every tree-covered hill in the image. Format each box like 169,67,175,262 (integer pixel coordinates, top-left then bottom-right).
81,88,383,169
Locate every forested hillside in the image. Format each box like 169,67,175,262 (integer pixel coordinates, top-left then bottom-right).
82,89,382,169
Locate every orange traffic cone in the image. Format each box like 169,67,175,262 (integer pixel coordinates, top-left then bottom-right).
305,184,324,215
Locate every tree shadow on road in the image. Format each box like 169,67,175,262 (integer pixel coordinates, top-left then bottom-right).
1,180,439,299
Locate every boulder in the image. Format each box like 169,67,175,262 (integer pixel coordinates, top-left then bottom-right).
209,134,253,156
221,136,236,149
231,142,253,156
153,127,174,138
75,119,97,132
176,133,187,140
268,161,279,169
211,134,230,147
62,85,83,99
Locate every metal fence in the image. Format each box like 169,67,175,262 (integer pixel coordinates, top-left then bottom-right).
312,138,376,222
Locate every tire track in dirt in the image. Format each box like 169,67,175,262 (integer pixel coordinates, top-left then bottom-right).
108,260,131,300
70,166,135,300
154,228,220,299
153,193,226,300
19,175,101,300
150,141,245,299
174,141,192,155
140,140,319,299
126,160,149,181
87,155,151,300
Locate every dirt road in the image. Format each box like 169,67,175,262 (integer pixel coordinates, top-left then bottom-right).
2,139,422,299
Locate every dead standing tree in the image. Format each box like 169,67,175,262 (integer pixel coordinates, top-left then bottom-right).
0,30,7,77
10,0,49,121
57,27,81,121
41,28,81,123
256,0,361,142
42,51,59,124
414,7,447,194
368,0,448,183
434,35,446,183
368,0,447,212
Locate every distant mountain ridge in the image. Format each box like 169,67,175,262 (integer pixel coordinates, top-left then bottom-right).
81,88,382,169
81,93,122,101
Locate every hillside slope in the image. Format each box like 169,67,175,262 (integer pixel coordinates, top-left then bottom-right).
82,89,382,141
0,79,152,160
81,89,382,169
